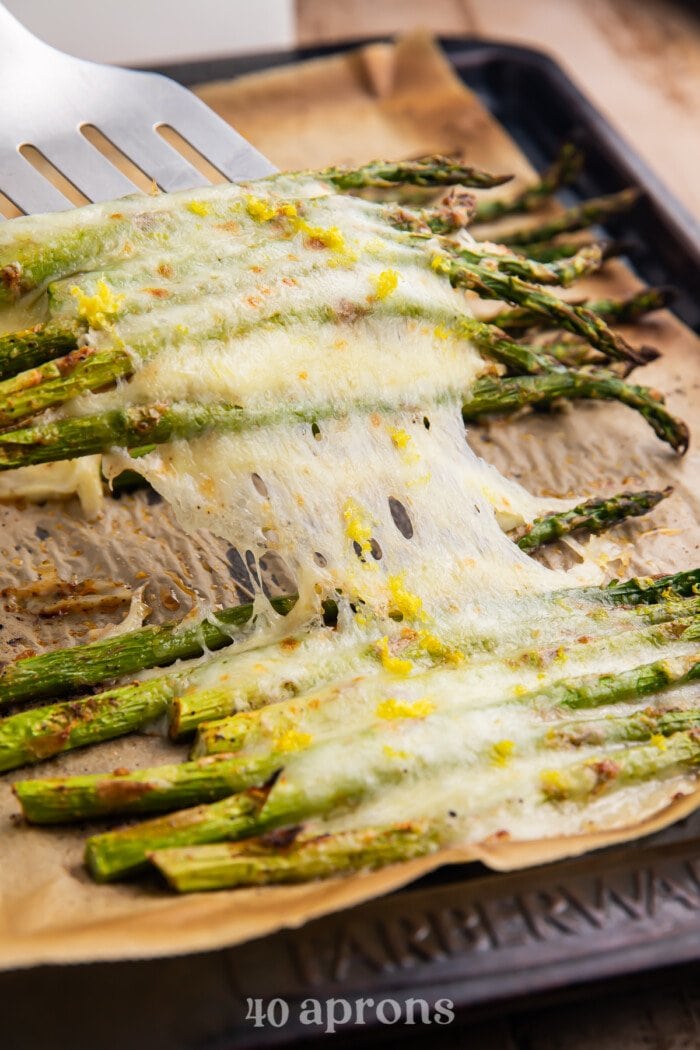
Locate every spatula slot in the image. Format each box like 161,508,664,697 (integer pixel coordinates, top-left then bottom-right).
79,125,155,195
155,125,228,185
18,145,90,207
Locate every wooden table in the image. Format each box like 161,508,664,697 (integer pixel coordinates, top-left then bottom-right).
297,0,700,222
295,2,700,1047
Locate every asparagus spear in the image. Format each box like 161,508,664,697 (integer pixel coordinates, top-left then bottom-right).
7,355,682,472
315,156,512,190
0,347,133,427
543,706,700,749
497,188,639,246
541,728,700,803
0,321,83,381
453,243,602,288
490,286,675,332
472,144,584,223
461,370,689,453
86,644,700,881
193,609,699,757
591,568,700,607
514,487,672,551
0,675,179,773
151,822,441,892
85,788,267,881
0,594,300,708
515,239,627,263
432,254,642,364
14,751,282,824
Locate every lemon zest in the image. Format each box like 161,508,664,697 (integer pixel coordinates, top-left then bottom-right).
370,269,399,301
342,497,373,554
491,739,515,767
387,573,426,622
186,200,210,217
376,696,435,720
274,729,313,753
376,636,412,676
70,280,124,329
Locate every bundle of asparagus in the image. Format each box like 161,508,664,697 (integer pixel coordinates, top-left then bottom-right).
1,147,697,896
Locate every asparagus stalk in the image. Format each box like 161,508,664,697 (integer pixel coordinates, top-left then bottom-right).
472,144,584,223
0,347,133,427
85,788,267,881
151,822,441,892
7,353,681,471
0,321,83,381
514,487,672,551
14,751,282,824
194,615,698,758
591,569,700,607
0,594,300,708
461,370,689,453
541,728,700,803
543,706,700,749
532,651,700,713
454,243,603,288
432,254,642,364
314,156,512,190
490,286,675,332
515,239,627,263
87,643,700,881
0,675,179,773
497,188,639,246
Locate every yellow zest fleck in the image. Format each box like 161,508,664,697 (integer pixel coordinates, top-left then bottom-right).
491,739,515,767
430,254,450,275
298,370,308,380
186,200,210,217
299,220,350,255
417,630,464,665
376,636,413,676
383,745,412,761
387,573,426,622
650,733,667,751
342,497,372,554
541,769,569,800
376,696,435,720
274,729,313,753
389,427,411,450
512,683,529,697
245,195,278,223
433,324,450,340
369,269,399,301
70,280,124,329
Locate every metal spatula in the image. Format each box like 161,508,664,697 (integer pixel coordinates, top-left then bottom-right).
0,3,274,215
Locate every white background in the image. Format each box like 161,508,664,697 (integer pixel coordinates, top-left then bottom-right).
2,0,295,64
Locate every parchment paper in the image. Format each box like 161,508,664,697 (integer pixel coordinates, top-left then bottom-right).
1,33,699,970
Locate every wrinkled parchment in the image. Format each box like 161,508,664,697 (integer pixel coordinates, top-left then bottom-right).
1,33,699,969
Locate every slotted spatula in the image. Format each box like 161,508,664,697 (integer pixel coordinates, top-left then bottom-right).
0,3,275,215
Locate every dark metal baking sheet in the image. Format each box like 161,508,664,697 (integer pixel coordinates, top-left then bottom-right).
3,38,700,1050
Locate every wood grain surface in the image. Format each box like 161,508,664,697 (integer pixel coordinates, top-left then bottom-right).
297,0,700,221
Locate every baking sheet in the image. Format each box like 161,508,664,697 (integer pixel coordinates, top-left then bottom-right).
1,33,699,970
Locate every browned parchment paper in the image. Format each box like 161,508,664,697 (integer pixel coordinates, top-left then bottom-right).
1,33,699,970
